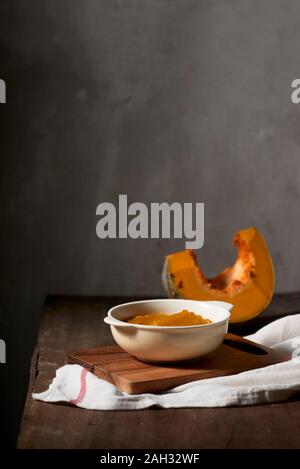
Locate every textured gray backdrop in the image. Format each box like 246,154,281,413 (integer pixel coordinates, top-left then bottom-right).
1,0,300,446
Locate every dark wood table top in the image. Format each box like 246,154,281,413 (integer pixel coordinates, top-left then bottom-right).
17,294,300,449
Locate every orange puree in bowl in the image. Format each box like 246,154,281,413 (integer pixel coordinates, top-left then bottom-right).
127,310,212,326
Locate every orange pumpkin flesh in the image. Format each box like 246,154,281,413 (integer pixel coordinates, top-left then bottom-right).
162,227,275,323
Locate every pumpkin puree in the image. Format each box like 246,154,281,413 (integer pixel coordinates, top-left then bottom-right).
127,310,212,326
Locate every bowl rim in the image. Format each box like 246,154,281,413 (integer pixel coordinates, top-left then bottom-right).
106,298,232,330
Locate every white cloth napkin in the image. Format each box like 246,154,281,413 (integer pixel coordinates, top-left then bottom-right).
33,314,300,409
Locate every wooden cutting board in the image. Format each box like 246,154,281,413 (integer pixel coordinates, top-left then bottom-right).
66,333,289,394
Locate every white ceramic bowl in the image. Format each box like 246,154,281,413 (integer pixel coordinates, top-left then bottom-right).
104,299,233,363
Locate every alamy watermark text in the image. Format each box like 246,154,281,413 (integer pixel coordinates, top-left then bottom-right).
0,79,6,103
96,195,204,249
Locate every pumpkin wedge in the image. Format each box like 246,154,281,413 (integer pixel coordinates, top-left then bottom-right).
162,227,275,323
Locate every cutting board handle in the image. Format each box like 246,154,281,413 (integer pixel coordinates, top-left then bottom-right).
223,336,268,355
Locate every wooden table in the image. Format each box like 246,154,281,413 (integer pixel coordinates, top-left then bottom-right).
17,294,300,449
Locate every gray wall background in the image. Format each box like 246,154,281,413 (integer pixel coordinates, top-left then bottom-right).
1,0,300,446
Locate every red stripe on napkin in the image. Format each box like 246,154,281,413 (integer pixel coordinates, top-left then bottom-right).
70,368,88,405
